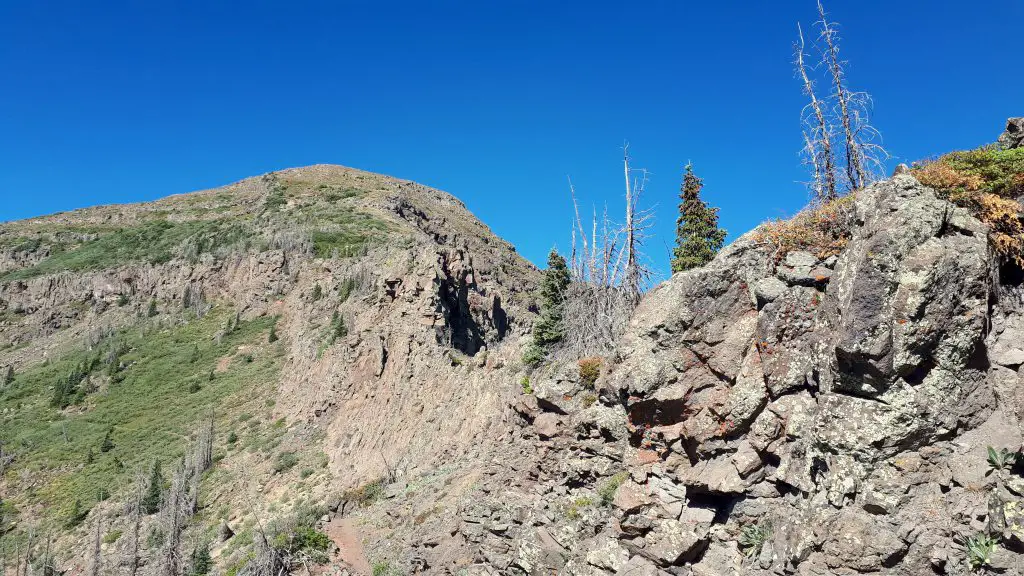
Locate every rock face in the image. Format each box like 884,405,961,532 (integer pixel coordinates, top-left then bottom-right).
5,163,1024,576
408,173,1024,576
999,117,1024,150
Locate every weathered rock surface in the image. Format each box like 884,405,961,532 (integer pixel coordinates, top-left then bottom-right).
400,173,1024,576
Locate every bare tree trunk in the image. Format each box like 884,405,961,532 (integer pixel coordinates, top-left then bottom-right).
89,519,102,576
796,22,837,201
622,148,640,301
22,529,33,576
128,487,141,576
817,1,864,191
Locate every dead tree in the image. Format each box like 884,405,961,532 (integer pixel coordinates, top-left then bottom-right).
22,528,33,576
127,480,142,576
160,468,186,576
89,519,102,576
797,2,889,198
796,22,837,201
562,145,654,356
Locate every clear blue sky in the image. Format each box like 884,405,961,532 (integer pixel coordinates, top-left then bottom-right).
2,1,1021,278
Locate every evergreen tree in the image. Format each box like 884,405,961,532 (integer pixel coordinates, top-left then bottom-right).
141,460,164,514
188,542,213,576
524,250,571,366
100,427,115,452
533,250,571,346
671,164,727,273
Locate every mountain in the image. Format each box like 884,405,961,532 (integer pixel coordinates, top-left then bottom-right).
2,122,1024,576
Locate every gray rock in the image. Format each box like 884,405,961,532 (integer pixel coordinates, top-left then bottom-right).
752,276,787,309
998,117,1024,149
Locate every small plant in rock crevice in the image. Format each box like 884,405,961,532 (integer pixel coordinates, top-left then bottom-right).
986,446,1019,474
739,521,772,559
597,471,628,506
966,531,997,571
577,357,602,387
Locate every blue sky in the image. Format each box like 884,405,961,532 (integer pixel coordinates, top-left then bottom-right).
1,1,1021,278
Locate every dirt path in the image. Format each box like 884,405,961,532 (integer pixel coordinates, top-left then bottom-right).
325,516,373,575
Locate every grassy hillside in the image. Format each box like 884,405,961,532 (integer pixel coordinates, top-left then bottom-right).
0,308,282,529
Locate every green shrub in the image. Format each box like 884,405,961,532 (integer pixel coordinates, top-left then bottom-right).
521,344,545,368
597,472,628,506
520,377,532,395
311,283,323,301
64,499,88,528
227,431,238,445
102,529,123,544
338,278,357,302
345,479,385,507
147,299,158,317
274,451,299,474
915,146,1024,263
268,324,278,343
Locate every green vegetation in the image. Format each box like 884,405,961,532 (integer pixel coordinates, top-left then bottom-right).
265,502,332,563
671,163,727,273
338,277,357,302
524,250,571,366
915,146,1024,263
102,529,123,544
100,427,115,452
966,532,996,570
0,308,282,521
311,283,323,301
372,561,402,576
987,446,1019,473
0,219,252,282
597,471,628,506
344,479,385,507
142,460,165,514
562,496,595,520
739,521,772,559
520,376,532,395
274,451,299,474
188,541,213,576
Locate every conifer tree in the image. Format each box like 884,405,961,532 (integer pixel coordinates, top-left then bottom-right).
533,250,571,346
100,427,115,452
523,250,571,366
142,460,164,514
671,164,726,273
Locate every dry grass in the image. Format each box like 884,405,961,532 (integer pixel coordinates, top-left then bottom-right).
915,146,1024,264
753,194,857,262
577,357,602,387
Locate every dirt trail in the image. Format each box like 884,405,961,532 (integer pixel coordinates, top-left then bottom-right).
325,516,372,575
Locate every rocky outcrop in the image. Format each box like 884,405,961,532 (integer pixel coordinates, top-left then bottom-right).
410,173,1024,576
999,117,1024,150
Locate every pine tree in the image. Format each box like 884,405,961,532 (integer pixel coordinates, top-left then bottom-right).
100,427,115,452
671,164,727,273
188,542,213,576
525,250,571,367
142,460,164,514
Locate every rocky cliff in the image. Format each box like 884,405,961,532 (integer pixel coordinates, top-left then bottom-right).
391,172,1024,574
3,134,1024,576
